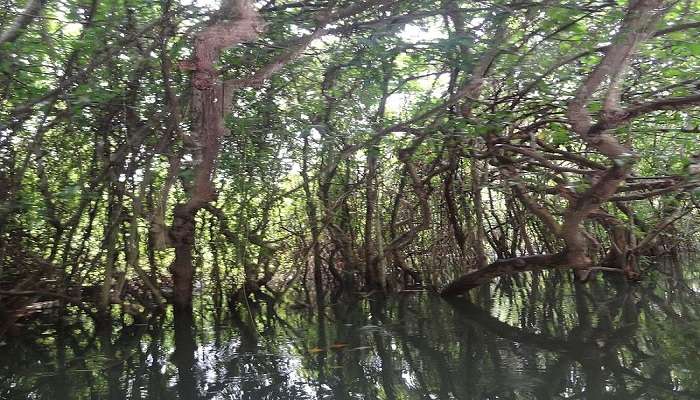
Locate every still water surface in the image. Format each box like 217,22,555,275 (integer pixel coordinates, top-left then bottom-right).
1,262,699,399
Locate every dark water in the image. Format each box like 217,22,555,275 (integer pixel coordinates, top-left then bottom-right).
1,262,699,399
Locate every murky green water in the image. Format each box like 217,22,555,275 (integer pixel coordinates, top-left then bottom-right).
1,261,699,399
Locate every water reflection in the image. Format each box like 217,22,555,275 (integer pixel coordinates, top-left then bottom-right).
1,261,699,399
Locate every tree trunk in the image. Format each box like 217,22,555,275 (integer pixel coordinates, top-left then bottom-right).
364,144,380,290
169,205,196,311
301,134,325,304
99,192,122,315
164,1,264,310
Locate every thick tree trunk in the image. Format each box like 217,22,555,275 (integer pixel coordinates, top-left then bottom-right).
170,204,196,310
163,1,264,310
169,205,197,311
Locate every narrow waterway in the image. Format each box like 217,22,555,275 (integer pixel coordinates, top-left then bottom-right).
1,259,698,399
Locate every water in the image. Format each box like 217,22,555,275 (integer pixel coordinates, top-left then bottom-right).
1,261,699,399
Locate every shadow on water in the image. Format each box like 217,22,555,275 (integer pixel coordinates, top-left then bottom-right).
1,259,700,399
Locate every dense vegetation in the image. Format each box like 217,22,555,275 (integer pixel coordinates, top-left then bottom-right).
1,0,700,331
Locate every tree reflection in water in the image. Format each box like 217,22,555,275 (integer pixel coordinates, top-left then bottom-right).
1,260,699,399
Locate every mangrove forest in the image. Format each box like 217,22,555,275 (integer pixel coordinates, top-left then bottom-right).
1,0,700,398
